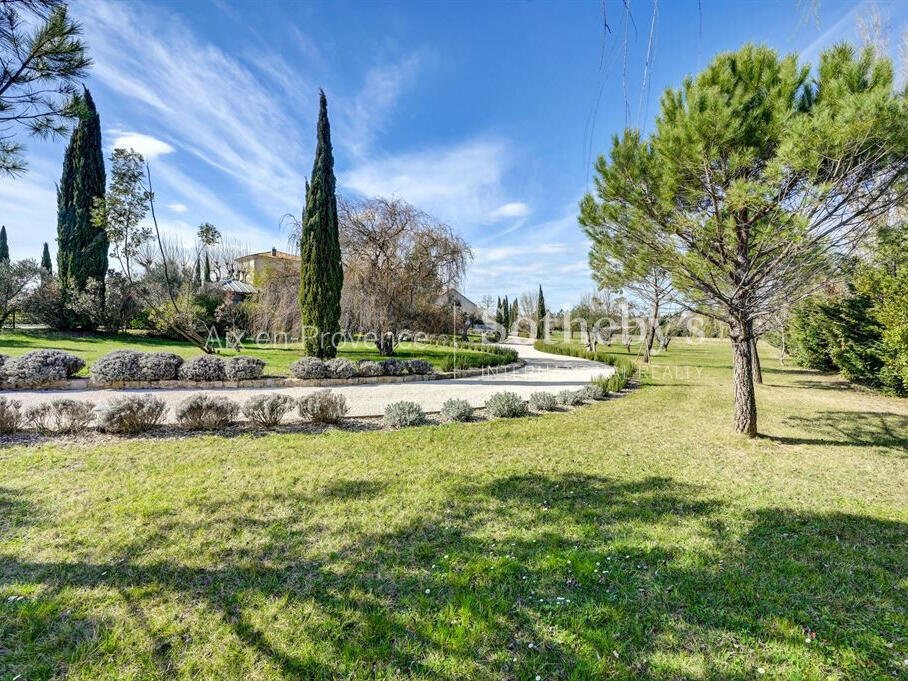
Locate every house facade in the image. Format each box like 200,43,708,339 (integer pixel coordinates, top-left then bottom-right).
234,247,300,286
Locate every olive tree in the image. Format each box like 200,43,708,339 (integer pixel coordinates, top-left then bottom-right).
580,44,908,436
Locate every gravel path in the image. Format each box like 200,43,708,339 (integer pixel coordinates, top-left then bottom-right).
2,343,613,419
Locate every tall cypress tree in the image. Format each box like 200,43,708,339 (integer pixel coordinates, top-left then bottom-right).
193,255,202,288
57,87,107,314
203,251,211,283
0,226,8,262
41,242,52,274
502,295,510,333
536,285,546,339
511,298,519,332
299,90,342,358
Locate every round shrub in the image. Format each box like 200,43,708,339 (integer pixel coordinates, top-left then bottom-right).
178,355,227,382
379,358,407,376
324,357,357,379
529,391,558,411
225,356,266,380
97,395,167,434
0,396,23,434
0,353,9,368
242,394,296,427
383,400,427,428
356,360,384,377
298,389,348,424
406,359,433,375
3,349,85,386
485,391,529,418
557,389,585,406
25,399,96,434
175,394,239,429
289,356,326,379
138,352,183,381
580,383,607,401
440,398,473,422
91,350,142,383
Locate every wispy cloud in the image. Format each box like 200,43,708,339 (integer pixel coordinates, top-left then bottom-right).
167,203,189,213
111,132,175,159
488,202,531,220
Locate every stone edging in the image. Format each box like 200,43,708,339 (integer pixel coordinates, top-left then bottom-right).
0,360,527,392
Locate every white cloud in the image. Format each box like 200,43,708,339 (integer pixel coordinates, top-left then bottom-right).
111,132,175,159
340,137,512,227
167,203,189,213
488,202,530,220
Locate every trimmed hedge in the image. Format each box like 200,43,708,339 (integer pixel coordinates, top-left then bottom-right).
3,349,85,386
485,391,528,418
225,356,266,380
383,400,427,428
178,355,227,382
91,350,184,382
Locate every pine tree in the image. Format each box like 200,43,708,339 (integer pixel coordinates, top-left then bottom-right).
204,251,211,283
298,90,343,358
57,87,107,317
536,285,546,339
0,226,8,262
41,243,52,274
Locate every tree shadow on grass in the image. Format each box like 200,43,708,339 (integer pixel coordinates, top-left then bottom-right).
1,475,906,679
765,411,908,451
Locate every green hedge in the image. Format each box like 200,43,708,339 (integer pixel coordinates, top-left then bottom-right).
417,339,519,372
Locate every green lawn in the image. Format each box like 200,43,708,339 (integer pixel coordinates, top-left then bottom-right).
1,340,907,679
0,330,498,376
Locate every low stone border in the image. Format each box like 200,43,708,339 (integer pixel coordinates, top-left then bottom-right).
0,360,527,392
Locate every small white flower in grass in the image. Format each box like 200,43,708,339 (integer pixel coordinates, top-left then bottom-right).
757,668,765,675
536,676,541,681
425,588,430,594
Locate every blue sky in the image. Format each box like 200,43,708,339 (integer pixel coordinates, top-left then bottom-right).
2,0,905,311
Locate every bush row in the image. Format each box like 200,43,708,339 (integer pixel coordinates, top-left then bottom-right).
423,339,519,372
0,349,438,387
288,356,433,379
534,340,638,390
0,390,349,435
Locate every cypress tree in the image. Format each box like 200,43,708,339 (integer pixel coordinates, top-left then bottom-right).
536,285,546,339
511,298,519,332
57,87,107,313
193,255,202,288
41,242,52,274
0,226,8,262
298,90,342,358
204,251,211,283
502,295,510,333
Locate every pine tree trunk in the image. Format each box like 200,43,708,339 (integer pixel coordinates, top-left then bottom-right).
730,325,758,437
751,337,763,384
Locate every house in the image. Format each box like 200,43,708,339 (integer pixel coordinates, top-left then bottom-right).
234,247,300,286
435,289,479,317
216,277,257,304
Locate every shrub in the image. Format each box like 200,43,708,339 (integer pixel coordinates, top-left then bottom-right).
175,394,239,429
0,353,8,368
289,356,326,379
242,394,296,427
3,349,85,386
298,389,347,424
225,356,266,380
97,395,167,434
324,357,357,379
138,352,183,381
178,355,227,382
356,360,384,377
379,358,407,376
440,398,473,422
529,391,558,411
91,350,185,383
485,391,528,418
580,383,607,401
0,396,23,434
557,389,585,406
25,399,96,434
383,400,427,428
406,359,433,375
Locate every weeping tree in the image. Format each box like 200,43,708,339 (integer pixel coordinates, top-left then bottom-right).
298,90,342,358
580,44,908,436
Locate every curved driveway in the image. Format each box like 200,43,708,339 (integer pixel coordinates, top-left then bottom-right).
4,343,614,420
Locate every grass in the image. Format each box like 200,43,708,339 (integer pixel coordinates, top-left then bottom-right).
1,339,907,679
0,329,503,376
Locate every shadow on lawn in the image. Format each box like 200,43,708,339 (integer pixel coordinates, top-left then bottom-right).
1,475,906,679
768,410,908,451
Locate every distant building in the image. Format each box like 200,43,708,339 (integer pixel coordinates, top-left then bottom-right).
435,289,479,316
216,277,257,304
234,247,300,286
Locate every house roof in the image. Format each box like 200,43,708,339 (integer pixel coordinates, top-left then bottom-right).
217,278,257,294
436,288,477,308
235,249,300,263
